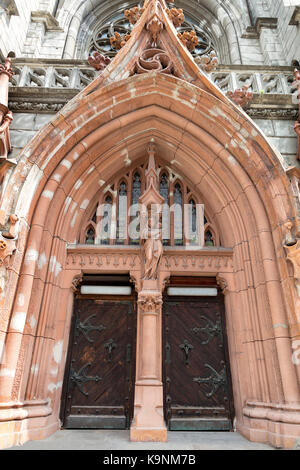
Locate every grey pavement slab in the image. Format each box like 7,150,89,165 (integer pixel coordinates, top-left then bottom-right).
7,430,274,450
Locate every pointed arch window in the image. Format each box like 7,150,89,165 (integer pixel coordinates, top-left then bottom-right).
188,198,198,246
85,225,95,245
81,164,220,247
173,182,183,246
160,172,170,245
117,181,127,245
101,195,113,245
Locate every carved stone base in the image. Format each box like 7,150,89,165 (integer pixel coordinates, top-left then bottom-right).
130,427,168,442
130,383,167,442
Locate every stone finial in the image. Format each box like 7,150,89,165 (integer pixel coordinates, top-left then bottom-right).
146,0,164,44
195,51,219,73
166,7,185,27
110,31,131,50
177,30,198,52
124,6,145,25
227,85,253,108
88,52,111,71
216,275,228,295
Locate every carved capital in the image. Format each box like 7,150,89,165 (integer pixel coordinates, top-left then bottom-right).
71,274,83,293
216,275,228,295
138,291,162,313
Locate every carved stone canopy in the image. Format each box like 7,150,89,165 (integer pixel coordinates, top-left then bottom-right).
138,142,164,209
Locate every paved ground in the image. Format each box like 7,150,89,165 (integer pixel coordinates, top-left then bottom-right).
7,430,274,450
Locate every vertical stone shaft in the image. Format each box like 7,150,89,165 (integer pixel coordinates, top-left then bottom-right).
130,286,167,441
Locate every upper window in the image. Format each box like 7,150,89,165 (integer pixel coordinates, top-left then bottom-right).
79,162,220,247
86,7,217,61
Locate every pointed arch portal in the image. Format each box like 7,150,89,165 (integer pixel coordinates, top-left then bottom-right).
0,0,300,450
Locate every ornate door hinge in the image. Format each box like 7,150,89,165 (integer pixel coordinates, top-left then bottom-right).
69,363,101,397
75,314,106,343
193,363,227,398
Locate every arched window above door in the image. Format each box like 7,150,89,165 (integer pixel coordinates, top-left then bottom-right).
79,162,220,247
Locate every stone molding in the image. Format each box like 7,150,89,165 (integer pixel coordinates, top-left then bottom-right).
0,399,51,422
66,245,234,275
31,11,62,32
243,400,300,425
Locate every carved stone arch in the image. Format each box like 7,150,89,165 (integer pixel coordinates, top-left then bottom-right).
0,31,299,448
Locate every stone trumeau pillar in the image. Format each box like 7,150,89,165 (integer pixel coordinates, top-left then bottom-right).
130,142,167,441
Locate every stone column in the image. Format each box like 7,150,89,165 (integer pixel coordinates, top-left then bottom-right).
130,279,167,441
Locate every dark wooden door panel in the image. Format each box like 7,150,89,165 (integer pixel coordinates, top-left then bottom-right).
163,295,234,431
61,298,136,429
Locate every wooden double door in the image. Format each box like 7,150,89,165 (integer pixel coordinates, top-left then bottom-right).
61,297,136,429
61,283,234,431
162,289,234,431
